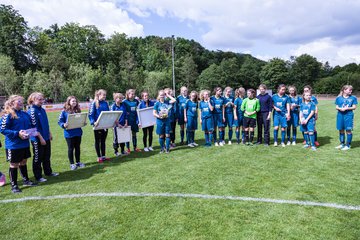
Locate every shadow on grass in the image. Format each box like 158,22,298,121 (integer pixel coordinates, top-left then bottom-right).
316,136,333,147
350,140,360,149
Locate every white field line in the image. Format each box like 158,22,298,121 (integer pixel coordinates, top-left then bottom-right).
0,192,359,211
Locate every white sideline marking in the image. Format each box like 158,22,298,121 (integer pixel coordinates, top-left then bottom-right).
1,192,359,211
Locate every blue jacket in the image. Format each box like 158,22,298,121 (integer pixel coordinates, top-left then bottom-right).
0,110,34,149
123,99,139,125
88,100,110,125
257,93,273,113
138,100,155,109
28,105,51,141
110,102,127,125
58,110,83,138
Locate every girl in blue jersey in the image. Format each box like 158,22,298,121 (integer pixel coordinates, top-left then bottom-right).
303,85,319,146
335,85,358,150
28,92,59,182
223,87,235,145
89,89,110,163
184,91,199,147
299,92,317,151
272,84,291,147
153,90,176,153
287,86,301,145
111,93,128,156
138,91,154,152
176,86,189,144
234,87,245,144
211,87,225,146
164,88,177,149
199,90,214,147
1,95,39,193
123,89,141,153
58,96,86,170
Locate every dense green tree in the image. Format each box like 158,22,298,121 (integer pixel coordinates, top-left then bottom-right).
0,54,20,95
142,71,171,98
288,54,321,89
197,64,224,90
175,54,199,91
259,58,289,90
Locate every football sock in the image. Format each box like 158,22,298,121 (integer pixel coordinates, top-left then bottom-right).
287,127,291,141
309,134,315,146
293,127,297,141
250,131,254,143
304,133,309,145
159,137,164,150
346,133,353,147
235,130,240,141
166,137,171,151
281,130,286,143
19,165,29,181
228,129,233,141
180,129,184,142
9,167,18,187
274,129,278,143
339,132,345,144
314,131,318,141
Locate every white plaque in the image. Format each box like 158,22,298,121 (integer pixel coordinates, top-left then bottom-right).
66,113,88,130
93,111,123,130
137,107,156,128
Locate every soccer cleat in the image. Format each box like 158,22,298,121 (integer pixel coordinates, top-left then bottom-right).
70,164,77,171
315,141,320,146
159,149,164,154
215,142,219,147
134,148,142,152
303,144,310,148
11,185,22,193
148,146,154,151
273,142,278,147
281,143,286,147
341,146,350,151
115,152,121,156
37,177,47,183
311,146,317,151
188,143,195,148
170,145,175,150
77,162,86,168
228,141,232,145
103,157,111,161
121,151,129,155
219,141,224,146
127,148,131,154
192,142,199,147
0,173,6,187
171,143,177,147
23,180,38,187
165,150,170,154
302,140,306,145
97,157,104,163
144,147,149,152
287,141,291,146
335,144,344,149
292,141,296,146
49,172,59,177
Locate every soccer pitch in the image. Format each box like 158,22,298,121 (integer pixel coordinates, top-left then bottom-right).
0,100,359,239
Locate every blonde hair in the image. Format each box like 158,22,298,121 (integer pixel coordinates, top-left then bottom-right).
235,87,246,98
156,90,165,101
94,89,106,108
126,89,136,100
64,96,81,113
259,84,267,90
288,85,297,95
0,95,24,119
224,86,233,96
180,86,188,94
27,92,44,105
339,85,353,96
199,90,210,101
113,92,124,101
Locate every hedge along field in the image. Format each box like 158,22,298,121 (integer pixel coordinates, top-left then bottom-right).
0,100,359,240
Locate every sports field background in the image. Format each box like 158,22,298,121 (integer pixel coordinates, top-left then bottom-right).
0,100,359,239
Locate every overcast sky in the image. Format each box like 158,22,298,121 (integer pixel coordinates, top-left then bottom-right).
3,0,360,66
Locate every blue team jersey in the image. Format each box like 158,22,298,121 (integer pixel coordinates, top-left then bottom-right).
185,100,198,118
272,94,290,116
301,96,318,105
58,110,83,138
211,96,224,114
300,102,316,119
28,105,51,141
224,96,235,114
88,100,110,125
165,98,176,122
110,102,127,125
335,95,358,115
138,100,155,109
0,110,34,149
154,100,172,119
234,97,244,117
123,99,139,125
199,100,213,119
289,95,301,113
176,95,189,115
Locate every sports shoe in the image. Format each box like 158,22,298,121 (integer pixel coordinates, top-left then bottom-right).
170,145,175,150
281,142,286,147
49,172,59,177
127,148,131,154
315,141,320,146
159,149,164,154
103,157,111,161
341,146,350,151
228,141,232,145
115,152,121,156
335,144,344,149
11,185,22,193
134,148,142,152
70,164,77,171
192,142,199,147
303,144,310,148
144,147,149,152
77,162,86,168
292,141,296,146
37,177,47,183
311,146,317,151
97,157,104,163
148,146,154,151
287,141,291,146
0,173,6,186
274,142,278,147
219,141,224,146
121,151,129,155
171,143,177,147
188,143,195,148
302,140,306,145
165,150,170,154
215,142,219,146
23,180,38,186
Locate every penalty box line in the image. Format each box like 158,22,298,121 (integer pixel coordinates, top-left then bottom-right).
0,192,359,211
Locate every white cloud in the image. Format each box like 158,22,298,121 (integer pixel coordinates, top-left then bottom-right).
2,0,144,37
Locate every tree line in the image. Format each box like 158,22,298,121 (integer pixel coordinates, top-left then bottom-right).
1,4,360,102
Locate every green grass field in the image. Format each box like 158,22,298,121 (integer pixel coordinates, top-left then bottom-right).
1,100,359,240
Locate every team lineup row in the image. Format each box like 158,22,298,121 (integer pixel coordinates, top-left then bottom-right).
0,84,357,193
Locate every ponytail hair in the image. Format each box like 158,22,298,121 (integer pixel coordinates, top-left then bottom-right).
94,89,106,109
0,95,24,119
339,85,353,96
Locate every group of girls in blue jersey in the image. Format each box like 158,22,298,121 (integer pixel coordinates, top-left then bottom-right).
0,84,357,193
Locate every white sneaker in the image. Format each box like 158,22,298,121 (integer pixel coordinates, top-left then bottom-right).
292,141,296,146
335,144,344,149
228,141,232,145
148,146,154,151
341,146,350,151
115,152,121,156
274,142,278,147
37,177,47,183
144,147,149,152
281,142,286,147
215,142,219,147
188,143,195,148
192,142,198,146
70,164,77,171
287,141,291,146
219,141,224,146
77,162,86,168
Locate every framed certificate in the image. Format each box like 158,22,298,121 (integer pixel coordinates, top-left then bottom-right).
115,126,132,143
93,111,123,130
66,113,88,130
137,107,156,128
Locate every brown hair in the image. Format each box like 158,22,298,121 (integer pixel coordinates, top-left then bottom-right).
235,87,246,98
190,90,199,102
247,89,256,98
213,87,222,95
199,90,210,101
113,92,124,101
288,85,297,95
64,96,81,113
259,84,267,90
